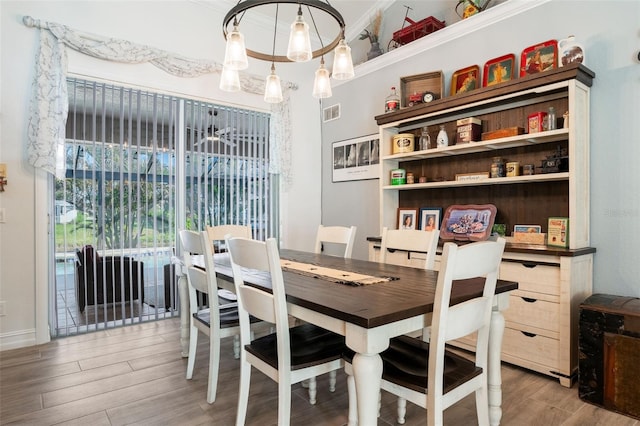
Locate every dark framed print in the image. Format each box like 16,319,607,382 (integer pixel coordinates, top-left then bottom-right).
520,40,557,77
397,208,418,230
483,54,515,87
419,207,442,232
332,134,380,182
450,65,480,95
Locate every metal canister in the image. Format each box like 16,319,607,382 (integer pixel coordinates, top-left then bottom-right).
392,133,415,154
490,157,505,178
506,161,520,177
390,168,406,185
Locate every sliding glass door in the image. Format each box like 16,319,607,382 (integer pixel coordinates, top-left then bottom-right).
52,78,275,337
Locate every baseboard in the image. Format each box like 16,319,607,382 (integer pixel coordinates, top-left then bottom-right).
0,328,37,351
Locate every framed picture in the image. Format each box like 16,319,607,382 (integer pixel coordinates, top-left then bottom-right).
520,40,557,77
440,204,497,241
483,54,515,87
397,208,418,230
419,207,442,232
332,134,380,182
514,225,542,234
450,65,480,95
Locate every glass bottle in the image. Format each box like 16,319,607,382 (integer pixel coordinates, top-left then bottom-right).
385,87,400,113
547,107,556,130
436,125,448,148
418,126,431,151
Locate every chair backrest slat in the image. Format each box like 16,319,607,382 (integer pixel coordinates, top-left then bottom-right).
207,225,252,252
379,227,440,270
179,230,219,315
314,225,357,258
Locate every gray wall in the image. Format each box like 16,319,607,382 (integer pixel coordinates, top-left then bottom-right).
321,0,640,297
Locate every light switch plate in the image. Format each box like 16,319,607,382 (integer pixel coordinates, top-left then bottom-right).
0,163,6,177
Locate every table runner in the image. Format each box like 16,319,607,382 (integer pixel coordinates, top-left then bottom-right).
280,259,397,286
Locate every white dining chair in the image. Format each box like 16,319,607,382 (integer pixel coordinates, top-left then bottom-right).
379,226,440,270
314,224,357,258
206,224,251,252
179,230,248,404
226,236,346,426
344,237,506,426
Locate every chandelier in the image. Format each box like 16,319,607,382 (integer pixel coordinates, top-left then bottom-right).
221,0,355,103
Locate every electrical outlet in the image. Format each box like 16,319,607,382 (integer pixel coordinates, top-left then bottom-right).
0,301,6,316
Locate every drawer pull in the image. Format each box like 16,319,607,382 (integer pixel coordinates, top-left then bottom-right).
522,262,537,268
521,331,537,338
521,297,537,303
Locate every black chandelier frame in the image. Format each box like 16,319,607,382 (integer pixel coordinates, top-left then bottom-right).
222,0,346,63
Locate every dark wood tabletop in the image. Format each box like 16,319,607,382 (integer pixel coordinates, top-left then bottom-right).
214,249,518,329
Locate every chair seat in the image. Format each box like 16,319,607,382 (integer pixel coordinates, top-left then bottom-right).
193,307,261,329
247,323,345,370
383,335,482,394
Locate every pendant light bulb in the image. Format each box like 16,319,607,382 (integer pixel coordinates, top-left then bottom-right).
287,7,312,62
331,38,354,80
264,65,283,103
219,66,241,92
312,59,332,99
224,24,248,70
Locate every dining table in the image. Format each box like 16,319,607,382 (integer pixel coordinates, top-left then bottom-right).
174,248,518,426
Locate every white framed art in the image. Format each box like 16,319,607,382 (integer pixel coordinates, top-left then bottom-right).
332,134,380,182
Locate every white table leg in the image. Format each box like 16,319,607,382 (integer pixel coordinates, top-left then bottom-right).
488,308,505,426
353,352,382,426
178,273,190,357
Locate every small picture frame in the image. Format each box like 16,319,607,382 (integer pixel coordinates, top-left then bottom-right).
514,225,542,234
450,65,481,95
419,207,442,232
397,208,418,230
483,54,515,87
520,40,557,77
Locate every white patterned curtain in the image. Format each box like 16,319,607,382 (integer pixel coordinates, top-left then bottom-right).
23,16,294,184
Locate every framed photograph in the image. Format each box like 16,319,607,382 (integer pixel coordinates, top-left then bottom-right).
440,204,497,241
520,40,557,77
514,225,542,234
450,65,481,95
419,207,442,232
332,134,380,182
397,208,418,230
483,54,515,87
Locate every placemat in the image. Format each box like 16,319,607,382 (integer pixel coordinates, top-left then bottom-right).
280,259,397,286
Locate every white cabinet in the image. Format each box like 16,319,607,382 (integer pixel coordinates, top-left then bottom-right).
371,64,596,387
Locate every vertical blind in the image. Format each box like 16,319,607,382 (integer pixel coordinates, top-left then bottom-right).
53,77,274,336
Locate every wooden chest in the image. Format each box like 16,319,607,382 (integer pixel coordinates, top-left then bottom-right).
579,294,640,420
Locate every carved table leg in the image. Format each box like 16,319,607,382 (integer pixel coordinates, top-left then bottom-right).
353,352,382,426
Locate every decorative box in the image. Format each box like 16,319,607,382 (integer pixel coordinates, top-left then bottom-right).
399,71,444,108
456,117,482,144
547,217,569,247
528,111,548,133
513,232,546,245
481,127,525,141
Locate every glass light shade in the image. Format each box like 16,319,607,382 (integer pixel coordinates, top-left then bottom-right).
312,62,332,99
219,66,241,92
286,14,312,62
224,26,248,70
264,68,283,103
331,39,355,80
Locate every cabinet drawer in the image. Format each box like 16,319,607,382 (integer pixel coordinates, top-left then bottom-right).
500,261,561,296
502,327,559,369
504,294,559,332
